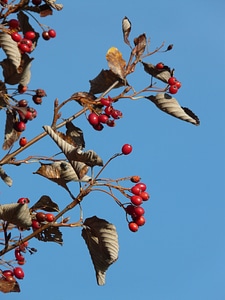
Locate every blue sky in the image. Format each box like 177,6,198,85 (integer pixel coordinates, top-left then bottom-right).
1,0,225,299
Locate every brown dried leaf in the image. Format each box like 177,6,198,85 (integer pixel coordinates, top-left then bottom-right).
39,4,53,17
146,93,200,125
0,166,13,187
2,109,20,150
0,203,32,228
142,61,173,83
82,216,119,285
0,32,21,70
30,195,59,212
0,277,20,293
43,126,103,167
133,33,147,61
35,226,63,245
45,0,63,10
122,16,132,47
70,91,102,113
89,69,125,95
65,121,85,150
106,47,126,79
0,81,8,109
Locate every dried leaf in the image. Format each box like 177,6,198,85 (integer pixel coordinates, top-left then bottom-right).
0,32,21,70
65,121,85,150
43,126,103,167
39,4,53,17
2,109,20,150
142,61,173,83
45,0,63,10
106,47,126,79
34,161,91,186
0,203,32,228
146,93,200,125
30,195,59,212
0,166,13,187
0,277,20,293
70,91,102,113
122,16,132,47
89,69,125,95
0,81,8,109
133,33,147,61
82,216,119,285
35,226,63,245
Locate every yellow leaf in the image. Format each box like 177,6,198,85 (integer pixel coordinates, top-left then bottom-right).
106,47,126,79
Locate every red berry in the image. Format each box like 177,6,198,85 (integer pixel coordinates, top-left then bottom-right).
106,119,116,127
125,204,135,215
18,99,28,107
20,38,33,48
100,97,111,106
13,267,24,279
18,43,30,53
32,0,42,5
88,112,99,125
2,270,14,277
14,121,26,132
42,31,50,40
104,105,113,116
98,114,109,123
18,84,27,94
128,222,139,232
111,109,123,119
175,80,182,89
19,241,28,252
48,29,56,38
8,19,20,29
130,195,143,206
19,137,27,147
32,219,41,230
11,32,22,42
133,206,145,217
140,191,150,201
131,185,141,195
32,95,42,104
92,123,104,131
156,62,164,69
134,216,146,226
24,31,36,40
122,144,132,155
15,248,25,262
45,213,54,222
168,77,177,85
135,182,147,192
36,212,46,222
35,89,46,97
17,197,30,204
169,84,178,94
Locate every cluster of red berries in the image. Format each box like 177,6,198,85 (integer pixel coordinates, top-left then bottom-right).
87,96,123,130
11,89,46,147
32,211,55,230
155,62,182,95
1,266,25,282
167,76,182,94
125,178,150,232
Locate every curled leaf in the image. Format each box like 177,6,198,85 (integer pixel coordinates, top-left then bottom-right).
146,93,200,125
30,195,59,212
0,32,21,70
133,33,147,62
0,166,13,187
2,109,20,150
82,216,119,285
106,47,126,79
0,277,20,293
45,0,63,10
70,91,102,113
89,69,125,95
35,226,63,245
0,203,32,228
142,61,173,83
122,16,132,47
43,125,103,167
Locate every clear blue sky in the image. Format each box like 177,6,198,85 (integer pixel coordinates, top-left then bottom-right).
1,1,225,299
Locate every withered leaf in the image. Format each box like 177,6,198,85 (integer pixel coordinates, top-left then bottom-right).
0,32,21,70
122,16,132,47
106,47,126,79
146,93,200,125
2,109,20,150
66,121,85,149
34,161,91,187
0,166,13,187
82,216,119,285
43,126,103,167
133,33,147,62
34,226,63,245
0,203,32,228
45,0,63,10
30,195,59,212
70,91,102,113
0,277,20,293
142,61,173,83
89,69,125,95
0,81,8,109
